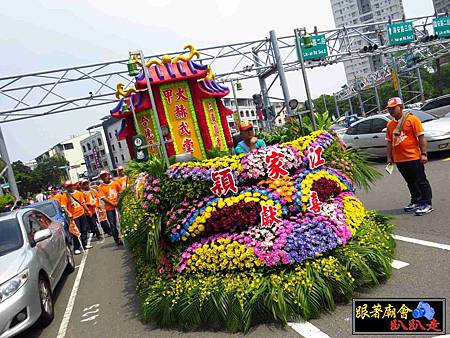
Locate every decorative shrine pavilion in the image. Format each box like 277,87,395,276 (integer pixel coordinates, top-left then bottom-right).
110,46,233,160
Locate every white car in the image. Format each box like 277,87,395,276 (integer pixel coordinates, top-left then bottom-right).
341,110,450,157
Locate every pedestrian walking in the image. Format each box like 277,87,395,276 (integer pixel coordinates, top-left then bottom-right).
385,97,433,216
97,171,123,246
80,179,103,241
115,165,128,192
60,180,93,254
35,192,45,202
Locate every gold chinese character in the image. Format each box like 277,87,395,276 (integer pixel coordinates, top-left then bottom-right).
397,304,412,319
383,304,397,319
370,303,383,319
356,304,370,319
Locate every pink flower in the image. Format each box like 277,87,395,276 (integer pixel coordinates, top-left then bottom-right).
147,194,153,200
154,198,160,205
153,186,160,192
142,203,148,209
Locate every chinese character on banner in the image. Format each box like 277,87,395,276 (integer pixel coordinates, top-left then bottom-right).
265,151,289,179
176,87,188,101
397,304,412,319
174,104,188,119
260,205,282,227
308,191,323,213
426,319,441,332
383,304,397,319
182,138,194,153
408,319,426,331
162,88,173,104
390,319,408,331
216,137,221,147
308,145,326,169
210,168,238,196
370,303,383,319
355,304,370,319
178,121,191,136
144,128,154,140
140,116,150,127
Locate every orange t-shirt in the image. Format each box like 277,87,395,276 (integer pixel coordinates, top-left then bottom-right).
115,175,128,192
97,181,121,211
60,191,86,219
385,114,424,163
48,193,61,203
83,190,97,215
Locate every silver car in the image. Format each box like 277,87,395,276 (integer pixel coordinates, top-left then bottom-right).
420,94,450,117
342,109,450,157
0,209,75,337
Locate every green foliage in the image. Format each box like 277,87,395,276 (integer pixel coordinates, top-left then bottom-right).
206,147,229,159
127,155,167,179
0,194,15,209
12,157,67,197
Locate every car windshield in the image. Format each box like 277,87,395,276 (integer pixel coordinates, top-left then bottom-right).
0,218,23,256
409,110,437,123
24,203,57,218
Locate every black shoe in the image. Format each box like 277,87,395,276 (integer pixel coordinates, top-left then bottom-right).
116,239,124,246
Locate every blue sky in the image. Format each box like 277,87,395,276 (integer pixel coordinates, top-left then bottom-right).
0,0,434,162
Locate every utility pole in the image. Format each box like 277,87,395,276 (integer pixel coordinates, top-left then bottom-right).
294,28,317,130
0,126,20,199
252,48,271,130
416,68,425,103
269,30,294,119
230,80,241,131
333,94,340,118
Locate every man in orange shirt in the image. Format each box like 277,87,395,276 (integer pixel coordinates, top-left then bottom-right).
80,179,103,241
115,166,128,192
48,186,61,203
97,171,123,246
61,180,93,254
385,97,433,216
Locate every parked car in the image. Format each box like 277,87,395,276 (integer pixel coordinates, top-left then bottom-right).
329,114,363,135
23,200,71,242
341,109,450,157
420,94,450,117
0,209,75,338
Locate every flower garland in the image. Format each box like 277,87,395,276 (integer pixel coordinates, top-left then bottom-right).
334,192,365,235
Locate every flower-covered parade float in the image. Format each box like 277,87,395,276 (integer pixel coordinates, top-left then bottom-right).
112,44,393,333
119,129,395,332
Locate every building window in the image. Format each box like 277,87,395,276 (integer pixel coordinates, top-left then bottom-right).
97,138,102,146
245,110,250,117
240,111,244,117
114,129,117,135
82,145,86,153
112,144,115,151
115,156,118,163
121,154,125,161
100,149,105,155
87,143,91,151
118,142,122,149
109,132,112,139
103,161,108,167
63,143,74,150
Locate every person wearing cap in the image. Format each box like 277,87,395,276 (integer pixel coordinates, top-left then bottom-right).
115,166,128,192
385,97,433,216
97,171,123,246
80,179,103,241
234,120,266,155
61,179,93,254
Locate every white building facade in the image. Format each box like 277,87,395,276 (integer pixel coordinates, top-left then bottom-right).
102,117,132,168
35,133,89,179
330,0,405,82
433,0,449,14
80,131,112,177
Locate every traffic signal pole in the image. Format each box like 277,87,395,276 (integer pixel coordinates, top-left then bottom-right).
0,126,20,199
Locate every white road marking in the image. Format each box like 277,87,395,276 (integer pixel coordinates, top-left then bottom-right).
393,235,450,251
391,259,409,269
288,321,331,337
57,234,93,338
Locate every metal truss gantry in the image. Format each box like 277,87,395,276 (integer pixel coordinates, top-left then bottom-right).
0,14,449,124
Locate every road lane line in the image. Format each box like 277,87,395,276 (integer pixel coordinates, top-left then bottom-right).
391,259,409,269
393,235,450,251
57,234,93,338
288,321,331,337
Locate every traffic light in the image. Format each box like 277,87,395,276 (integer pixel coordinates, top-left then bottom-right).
132,134,148,162
360,44,378,53
420,34,438,43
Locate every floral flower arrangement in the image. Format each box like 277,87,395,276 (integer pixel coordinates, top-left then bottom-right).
119,130,393,333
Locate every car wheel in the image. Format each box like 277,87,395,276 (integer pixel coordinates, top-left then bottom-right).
38,275,54,326
65,242,75,274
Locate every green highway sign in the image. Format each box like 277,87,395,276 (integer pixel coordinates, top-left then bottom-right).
387,22,415,45
433,16,450,38
297,34,328,61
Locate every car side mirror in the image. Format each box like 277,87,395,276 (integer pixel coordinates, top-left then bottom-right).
382,127,387,132
33,229,52,244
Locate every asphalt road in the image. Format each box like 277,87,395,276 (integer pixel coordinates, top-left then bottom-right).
17,151,450,338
